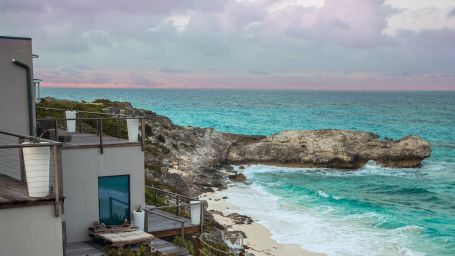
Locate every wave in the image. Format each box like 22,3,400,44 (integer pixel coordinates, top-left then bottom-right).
237,160,455,181
222,164,455,255
317,190,344,200
218,181,427,256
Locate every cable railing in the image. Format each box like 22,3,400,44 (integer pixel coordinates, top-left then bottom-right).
36,106,133,117
35,107,145,153
194,235,246,256
144,185,204,238
144,207,186,240
0,130,63,216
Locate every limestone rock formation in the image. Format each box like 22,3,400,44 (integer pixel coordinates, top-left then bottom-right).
227,130,431,168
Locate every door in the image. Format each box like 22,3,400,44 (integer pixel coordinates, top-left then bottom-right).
98,175,130,225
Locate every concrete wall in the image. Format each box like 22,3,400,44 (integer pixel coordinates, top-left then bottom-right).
0,37,35,135
0,37,35,180
0,204,63,256
61,146,145,243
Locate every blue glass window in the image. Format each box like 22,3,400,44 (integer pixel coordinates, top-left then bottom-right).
98,175,130,225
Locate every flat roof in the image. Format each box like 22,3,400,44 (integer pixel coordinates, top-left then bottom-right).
0,35,32,40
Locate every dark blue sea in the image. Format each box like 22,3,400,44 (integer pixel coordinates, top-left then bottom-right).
42,88,455,256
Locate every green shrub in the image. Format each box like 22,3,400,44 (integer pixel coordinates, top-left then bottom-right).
103,243,164,256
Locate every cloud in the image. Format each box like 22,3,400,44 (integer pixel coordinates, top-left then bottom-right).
248,69,269,75
128,73,157,87
449,8,455,17
1,0,454,89
159,68,190,75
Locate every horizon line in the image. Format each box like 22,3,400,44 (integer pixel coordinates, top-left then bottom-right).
41,85,455,92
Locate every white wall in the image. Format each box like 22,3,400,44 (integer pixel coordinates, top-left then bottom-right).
0,205,63,256
62,146,145,243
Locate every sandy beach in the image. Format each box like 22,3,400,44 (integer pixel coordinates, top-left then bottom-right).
201,189,325,256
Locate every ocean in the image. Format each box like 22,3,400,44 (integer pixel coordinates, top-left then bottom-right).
42,88,455,256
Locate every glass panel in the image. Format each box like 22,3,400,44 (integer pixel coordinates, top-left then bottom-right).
98,175,130,225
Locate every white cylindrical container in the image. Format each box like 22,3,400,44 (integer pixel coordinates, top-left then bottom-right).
65,111,77,133
190,201,201,225
22,142,51,197
126,118,140,142
132,210,145,231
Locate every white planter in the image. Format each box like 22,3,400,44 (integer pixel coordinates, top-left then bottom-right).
22,142,50,197
132,210,145,231
190,201,201,225
65,111,77,132
127,119,140,142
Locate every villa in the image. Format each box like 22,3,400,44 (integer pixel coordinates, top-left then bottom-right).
0,36,203,256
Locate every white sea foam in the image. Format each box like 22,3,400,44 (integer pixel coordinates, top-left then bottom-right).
218,165,428,256
317,190,330,198
237,160,454,181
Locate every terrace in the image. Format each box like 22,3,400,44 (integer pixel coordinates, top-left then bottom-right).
35,107,145,152
0,130,63,215
144,186,204,239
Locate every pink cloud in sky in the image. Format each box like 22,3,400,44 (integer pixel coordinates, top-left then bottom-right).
41,71,455,91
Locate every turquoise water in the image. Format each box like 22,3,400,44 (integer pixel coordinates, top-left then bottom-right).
43,88,455,255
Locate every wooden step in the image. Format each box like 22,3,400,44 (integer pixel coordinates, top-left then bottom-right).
150,238,190,256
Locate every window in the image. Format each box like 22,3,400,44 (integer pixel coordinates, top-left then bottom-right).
98,175,130,225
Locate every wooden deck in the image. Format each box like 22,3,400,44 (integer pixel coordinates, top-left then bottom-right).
147,208,201,238
0,173,57,208
65,238,191,256
64,209,199,255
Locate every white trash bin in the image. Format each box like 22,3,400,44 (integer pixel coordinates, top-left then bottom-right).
126,119,140,142
190,201,201,225
65,111,77,132
132,210,145,231
22,142,50,197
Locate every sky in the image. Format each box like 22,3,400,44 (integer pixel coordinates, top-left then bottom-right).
1,0,455,90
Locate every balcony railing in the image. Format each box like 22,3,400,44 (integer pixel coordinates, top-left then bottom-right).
36,107,145,153
145,185,204,239
0,130,63,216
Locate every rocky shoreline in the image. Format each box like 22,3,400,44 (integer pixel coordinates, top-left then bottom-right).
38,97,432,197
38,97,432,254
139,103,431,196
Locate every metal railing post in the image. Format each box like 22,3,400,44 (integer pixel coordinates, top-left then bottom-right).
141,117,145,151
52,145,60,217
200,202,204,233
18,137,26,183
96,115,100,135
99,119,103,154
117,117,120,138
144,210,149,233
54,119,59,141
79,115,83,133
176,195,180,216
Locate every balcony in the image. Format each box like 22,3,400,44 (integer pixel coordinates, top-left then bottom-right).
36,107,145,153
0,130,63,215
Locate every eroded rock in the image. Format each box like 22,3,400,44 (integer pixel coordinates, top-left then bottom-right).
227,130,431,168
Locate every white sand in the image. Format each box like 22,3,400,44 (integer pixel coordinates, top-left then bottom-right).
202,190,325,256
